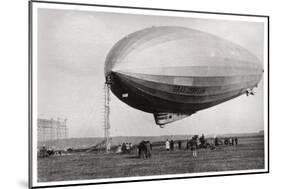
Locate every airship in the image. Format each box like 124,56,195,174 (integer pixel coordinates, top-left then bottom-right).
104,26,263,127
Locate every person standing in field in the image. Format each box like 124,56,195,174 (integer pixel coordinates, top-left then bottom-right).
126,143,130,153
165,139,170,151
186,138,190,150
145,141,152,158
138,141,146,159
215,137,219,146
170,140,174,151
196,136,200,147
178,140,182,149
191,138,197,157
121,142,126,153
235,137,238,145
231,138,235,145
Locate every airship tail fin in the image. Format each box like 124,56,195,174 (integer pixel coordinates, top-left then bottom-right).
246,88,255,96
153,113,192,127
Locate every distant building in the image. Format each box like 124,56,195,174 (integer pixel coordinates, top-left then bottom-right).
38,118,68,141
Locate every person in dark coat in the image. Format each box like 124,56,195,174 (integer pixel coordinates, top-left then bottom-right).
138,141,146,158
224,138,229,145
199,134,205,147
235,137,238,145
170,140,174,151
178,140,182,149
191,139,197,157
121,142,126,153
186,138,190,150
215,137,219,146
145,141,152,158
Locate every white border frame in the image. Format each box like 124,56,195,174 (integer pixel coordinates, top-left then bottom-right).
29,1,269,188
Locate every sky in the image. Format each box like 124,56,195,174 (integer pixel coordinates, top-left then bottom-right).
37,8,265,138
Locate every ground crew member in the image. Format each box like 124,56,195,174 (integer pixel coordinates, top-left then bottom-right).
165,139,170,151
126,143,130,153
231,138,235,145
145,141,152,158
121,143,126,153
178,140,182,149
138,141,146,158
235,137,238,145
186,138,190,150
191,139,197,157
170,140,174,151
215,137,219,146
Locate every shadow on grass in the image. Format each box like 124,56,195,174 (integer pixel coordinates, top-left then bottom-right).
124,155,141,159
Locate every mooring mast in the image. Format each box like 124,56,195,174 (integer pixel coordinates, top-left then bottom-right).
104,75,112,152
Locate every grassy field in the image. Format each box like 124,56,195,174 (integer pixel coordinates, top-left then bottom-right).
38,136,264,182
